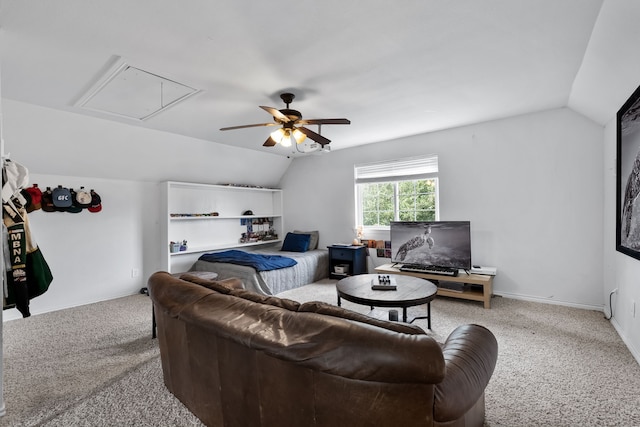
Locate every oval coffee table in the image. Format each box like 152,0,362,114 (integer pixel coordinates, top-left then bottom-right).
336,273,437,329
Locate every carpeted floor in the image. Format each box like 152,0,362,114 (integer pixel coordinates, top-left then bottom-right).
2,294,200,427
2,279,640,426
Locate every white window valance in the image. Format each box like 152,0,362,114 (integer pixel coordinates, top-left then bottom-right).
354,154,439,184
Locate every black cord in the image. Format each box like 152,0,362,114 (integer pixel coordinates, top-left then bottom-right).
604,290,615,320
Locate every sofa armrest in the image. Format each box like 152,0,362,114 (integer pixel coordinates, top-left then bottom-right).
433,324,498,423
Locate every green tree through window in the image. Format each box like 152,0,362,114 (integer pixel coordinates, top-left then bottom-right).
398,179,437,222
362,182,394,226
355,155,439,229
359,178,437,227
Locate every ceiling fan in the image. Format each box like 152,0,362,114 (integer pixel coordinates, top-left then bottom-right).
220,93,350,148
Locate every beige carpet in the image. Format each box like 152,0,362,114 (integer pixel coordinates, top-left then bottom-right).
2,294,200,427
2,280,640,426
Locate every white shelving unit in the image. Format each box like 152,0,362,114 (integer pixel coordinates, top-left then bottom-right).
161,181,283,273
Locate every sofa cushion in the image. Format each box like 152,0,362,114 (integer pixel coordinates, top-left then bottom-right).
298,301,425,335
230,288,301,311
180,273,244,294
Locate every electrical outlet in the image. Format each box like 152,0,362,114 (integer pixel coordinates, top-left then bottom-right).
131,268,140,278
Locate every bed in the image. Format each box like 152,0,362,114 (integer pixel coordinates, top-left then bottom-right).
189,244,329,295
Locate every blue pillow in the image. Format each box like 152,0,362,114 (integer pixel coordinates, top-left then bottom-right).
281,232,311,252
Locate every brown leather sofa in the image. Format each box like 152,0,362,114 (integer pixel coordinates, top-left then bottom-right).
148,271,498,427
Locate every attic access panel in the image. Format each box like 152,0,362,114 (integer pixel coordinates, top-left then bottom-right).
77,63,199,121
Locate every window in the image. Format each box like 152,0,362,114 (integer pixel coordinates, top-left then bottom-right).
355,155,439,228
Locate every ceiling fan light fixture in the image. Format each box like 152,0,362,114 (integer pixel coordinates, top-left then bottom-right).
292,128,307,144
281,129,293,147
221,92,350,153
270,128,284,142
270,128,293,147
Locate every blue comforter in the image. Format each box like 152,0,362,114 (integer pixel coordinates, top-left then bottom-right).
198,250,297,272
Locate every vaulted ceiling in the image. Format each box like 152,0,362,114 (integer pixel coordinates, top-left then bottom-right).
0,0,621,157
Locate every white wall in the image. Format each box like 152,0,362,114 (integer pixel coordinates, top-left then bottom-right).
604,116,640,361
568,0,640,364
3,175,158,321
2,100,292,320
280,107,604,309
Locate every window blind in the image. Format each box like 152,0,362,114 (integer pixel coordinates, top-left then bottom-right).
354,155,438,184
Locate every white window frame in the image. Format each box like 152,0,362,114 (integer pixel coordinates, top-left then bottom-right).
354,155,439,230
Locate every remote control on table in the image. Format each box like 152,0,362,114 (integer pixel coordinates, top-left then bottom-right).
371,275,397,290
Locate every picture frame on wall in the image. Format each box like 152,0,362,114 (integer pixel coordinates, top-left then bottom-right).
616,83,640,260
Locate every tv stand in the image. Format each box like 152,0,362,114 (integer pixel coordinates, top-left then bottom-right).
374,263,494,309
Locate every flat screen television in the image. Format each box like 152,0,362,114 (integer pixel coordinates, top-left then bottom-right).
390,221,472,270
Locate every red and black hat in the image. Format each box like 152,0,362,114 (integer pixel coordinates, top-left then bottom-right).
88,189,102,213
24,184,42,212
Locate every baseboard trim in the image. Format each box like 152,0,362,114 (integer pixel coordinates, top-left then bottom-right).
2,290,144,322
610,317,640,366
494,291,603,311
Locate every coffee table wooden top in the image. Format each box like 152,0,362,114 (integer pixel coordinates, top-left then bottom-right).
336,274,437,309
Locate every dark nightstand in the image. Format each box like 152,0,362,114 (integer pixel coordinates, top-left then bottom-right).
327,245,368,279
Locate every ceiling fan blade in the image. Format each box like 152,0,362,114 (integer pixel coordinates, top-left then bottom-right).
297,126,331,146
260,106,291,123
220,123,277,131
298,118,351,125
263,136,277,147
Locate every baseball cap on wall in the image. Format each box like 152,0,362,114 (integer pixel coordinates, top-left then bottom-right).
41,187,55,212
52,185,72,210
88,189,102,213
25,184,42,212
75,187,92,208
